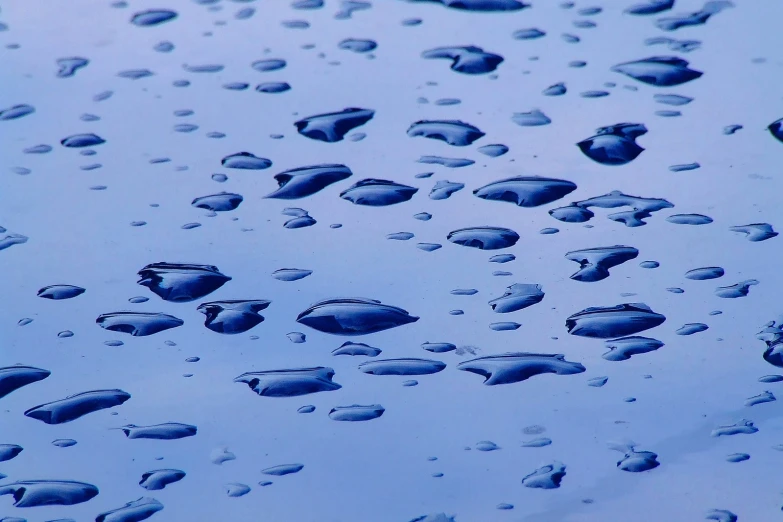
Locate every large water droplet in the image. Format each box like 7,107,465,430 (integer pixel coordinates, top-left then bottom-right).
458,353,585,385
137,262,231,302
611,57,703,86
296,298,419,335
25,389,131,424
566,303,666,338
565,246,638,282
340,179,418,206
329,404,385,421
447,226,519,250
295,108,374,142
234,367,341,397
421,46,503,74
577,123,647,165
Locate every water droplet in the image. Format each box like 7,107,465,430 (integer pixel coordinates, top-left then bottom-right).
522,462,566,489
513,27,546,39
489,284,544,313
140,469,185,490
265,164,352,199
458,353,585,385
329,404,385,421
577,123,646,165
476,441,500,451
474,176,576,208
287,332,306,343
421,342,456,353
745,390,775,407
359,358,446,376
0,104,35,121
612,445,660,472
730,223,778,242
221,152,272,170
119,423,197,440
418,156,474,169
298,405,316,413
96,312,184,336
711,420,757,437
17,318,33,326
0,445,23,463
118,69,155,80
611,56,702,86
625,0,674,15
567,303,666,338
52,439,77,447
0,481,98,507
58,330,74,338
295,108,374,142
235,367,341,397
685,267,724,280
37,285,85,300
706,509,738,522
723,124,743,135
25,389,130,424
96,497,164,521
388,232,414,240
131,9,178,26
137,262,231,302
640,261,660,269
676,323,709,335
223,82,250,90
262,464,304,476
296,298,418,335
603,336,664,361
422,46,503,74
330,342,380,357
197,300,271,334
23,144,52,154
512,109,551,127
154,41,174,52
191,192,243,212
489,322,521,331
252,59,286,72
339,39,377,53
447,226,519,250
225,483,251,497
656,1,733,31
588,376,608,387
715,279,758,298
61,133,105,148
581,90,609,98
340,179,418,206
566,246,639,282
56,57,89,78
522,437,552,447
407,120,485,146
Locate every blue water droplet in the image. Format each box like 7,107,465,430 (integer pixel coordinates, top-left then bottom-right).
295,108,374,142
566,246,639,282
25,389,130,424
96,312,184,336
131,9,178,26
522,462,566,489
222,152,272,170
611,56,702,86
577,123,646,165
296,298,418,335
458,353,584,385
329,404,385,421
197,300,270,334
422,46,503,74
340,179,418,206
567,303,666,338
